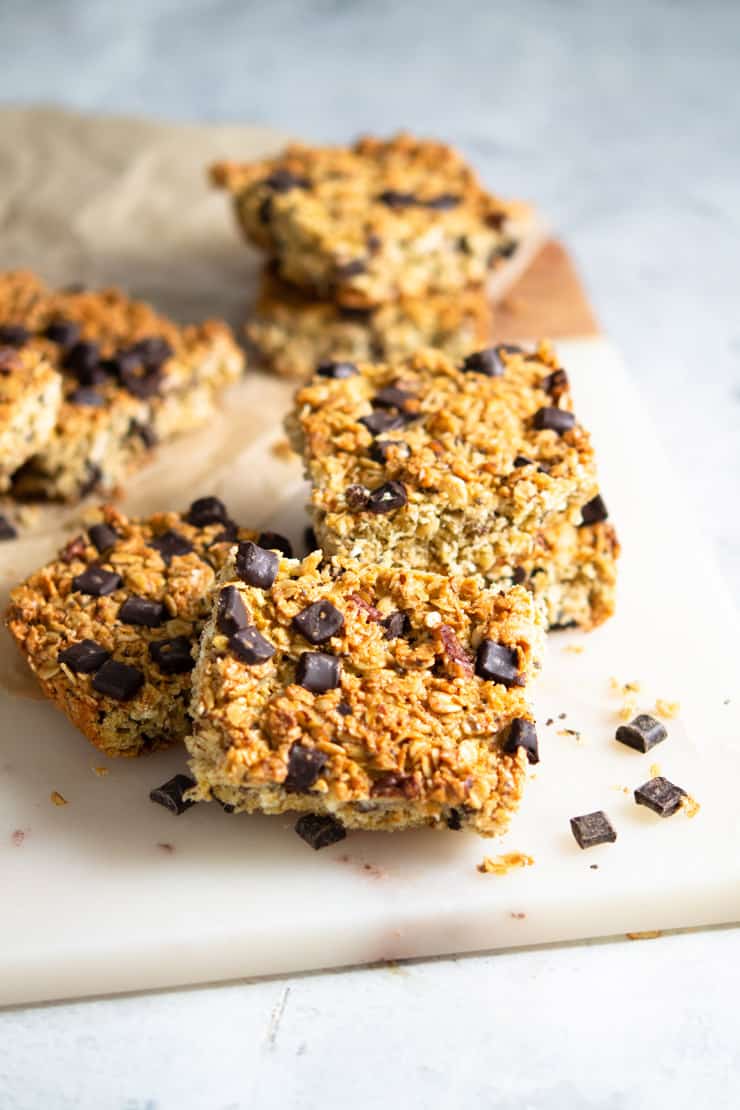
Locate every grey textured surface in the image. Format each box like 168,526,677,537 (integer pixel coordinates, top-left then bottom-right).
0,2,739,1107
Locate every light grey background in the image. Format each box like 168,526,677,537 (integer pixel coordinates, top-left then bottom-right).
1,2,739,1108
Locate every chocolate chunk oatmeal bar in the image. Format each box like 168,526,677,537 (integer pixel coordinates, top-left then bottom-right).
187,547,545,835
212,133,535,308
5,501,263,756
246,269,492,378
0,272,244,501
0,343,62,490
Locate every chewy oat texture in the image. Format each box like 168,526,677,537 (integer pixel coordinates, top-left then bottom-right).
212,133,533,307
0,271,245,501
0,343,62,490
5,501,261,756
188,548,545,835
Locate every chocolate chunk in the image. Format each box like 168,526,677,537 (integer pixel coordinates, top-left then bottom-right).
59,534,87,562
377,189,416,208
58,638,110,674
382,610,410,640
337,701,353,716
542,368,569,397
72,565,122,597
118,363,163,398
336,259,367,278
92,659,144,700
149,636,194,674
513,455,533,468
229,626,275,666
475,640,522,686
216,585,249,636
316,360,358,379
462,347,506,377
512,567,527,585
580,494,609,526
570,810,617,849
359,410,407,436
634,776,686,818
424,193,461,210
371,772,419,798
533,407,576,434
236,541,279,589
68,387,105,407
372,385,415,411
345,484,370,510
128,337,174,369
304,525,318,552
0,324,29,347
186,496,229,527
0,347,21,373
149,774,197,815
295,652,341,693
503,718,539,764
119,595,167,627
294,813,346,850
149,530,193,564
366,481,407,513
215,795,236,814
366,232,383,253
88,522,118,553
128,420,157,448
258,531,293,558
497,240,517,258
0,514,17,541
258,196,273,224
369,439,409,465
102,350,140,379
446,808,463,830
211,521,239,545
616,714,667,754
498,343,525,355
64,341,103,384
44,319,81,348
293,599,344,644
284,742,328,793
78,462,102,499
264,169,311,192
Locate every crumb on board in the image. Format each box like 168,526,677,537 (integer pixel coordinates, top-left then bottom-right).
589,864,599,870
564,644,584,655
271,437,295,461
545,717,554,726
610,677,642,695
626,930,663,941
654,699,680,719
510,912,526,919
157,842,175,853
680,793,701,819
477,852,534,875
92,766,109,777
611,785,630,794
50,790,67,806
558,727,584,743
649,763,661,778
558,712,567,719
11,829,25,846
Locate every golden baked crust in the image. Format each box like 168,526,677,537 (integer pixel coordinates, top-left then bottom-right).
0,344,62,490
212,132,533,307
187,550,545,835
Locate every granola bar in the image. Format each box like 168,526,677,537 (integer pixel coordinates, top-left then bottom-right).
5,501,263,756
0,343,62,490
212,133,535,308
187,547,545,836
246,268,492,378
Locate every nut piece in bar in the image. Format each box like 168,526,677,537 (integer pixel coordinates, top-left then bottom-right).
570,811,617,849
616,714,667,753
634,776,686,818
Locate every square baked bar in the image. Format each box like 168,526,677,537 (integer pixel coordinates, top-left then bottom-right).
187,547,545,836
0,343,62,490
212,133,537,308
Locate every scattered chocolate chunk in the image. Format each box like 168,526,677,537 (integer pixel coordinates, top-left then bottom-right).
149,636,194,674
88,522,118,553
570,811,617,849
59,534,87,562
264,169,311,192
475,640,522,686
371,772,419,799
149,774,197,815
372,385,415,411
68,387,105,407
119,595,167,627
92,659,145,700
616,714,667,754
462,347,506,377
236,541,279,589
316,360,358,379
634,776,686,818
503,718,539,764
580,494,609,526
359,410,407,437
294,813,346,850
216,585,249,636
541,368,569,397
284,742,328,793
64,340,103,384
369,438,409,465
336,259,367,278
376,189,416,209
382,610,410,640
533,407,576,434
72,565,122,597
58,638,110,674
0,323,29,347
257,531,293,558
424,193,461,210
304,525,318,552
229,626,275,666
44,319,81,348
149,530,193,564
0,514,17,541
446,809,463,830
293,599,344,644
295,652,341,693
366,481,408,513
345,484,370,510
186,496,229,527
513,455,533,468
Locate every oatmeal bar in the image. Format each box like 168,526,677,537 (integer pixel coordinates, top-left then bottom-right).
5,500,266,756
0,271,245,501
0,344,62,490
187,547,545,836
288,343,599,581
246,268,492,378
212,133,536,308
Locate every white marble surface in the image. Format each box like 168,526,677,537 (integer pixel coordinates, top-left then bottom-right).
0,1,739,1107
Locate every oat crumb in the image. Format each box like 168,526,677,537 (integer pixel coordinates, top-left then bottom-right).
92,766,109,777
478,852,534,875
50,790,68,806
627,930,662,941
270,437,295,461
510,912,526,919
11,829,25,846
680,794,701,819
649,763,661,778
654,699,680,719
564,644,584,655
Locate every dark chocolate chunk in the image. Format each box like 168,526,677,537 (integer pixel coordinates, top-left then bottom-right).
513,455,533,468
503,718,539,764
345,484,370,510
372,385,415,411
44,319,81,348
371,771,419,798
149,636,194,674
88,522,118,553
542,368,569,397
337,701,353,716
258,196,273,224
149,774,197,815
264,169,311,192
102,349,141,379
149,530,193,564
424,193,461,210
304,525,318,552
533,407,576,434
58,638,110,674
229,626,275,666
68,387,105,407
570,810,617,849
63,341,103,384
0,514,17,541
128,337,173,369
634,776,686,818
118,363,163,398
366,481,407,513
0,323,30,347
512,567,527,585
369,438,409,465
580,494,609,526
0,347,21,373
295,652,341,693
475,640,522,686
293,599,344,644
236,541,279,589
366,233,383,253
186,496,229,527
119,595,167,627
257,531,293,558
376,189,416,209
92,659,145,700
316,360,358,379
462,347,506,377
284,742,328,793
496,240,517,258
446,808,463,830
359,410,407,436
549,619,578,631
215,795,236,814
382,610,410,640
211,521,239,545
216,585,249,636
336,258,367,279
72,565,122,597
498,343,524,355
294,813,347,850
129,419,158,447
615,714,667,754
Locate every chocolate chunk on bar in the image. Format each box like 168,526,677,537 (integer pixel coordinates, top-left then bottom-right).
72,566,122,597
292,599,344,644
296,651,341,693
0,514,17,541
257,531,293,558
229,626,275,665
217,585,249,636
475,640,522,687
149,636,194,675
187,496,229,527
295,813,347,850
616,714,667,753
88,522,118,552
570,811,617,849
503,718,539,764
58,639,111,674
150,774,197,815
119,596,167,627
149,530,193,564
580,494,609,526
92,659,145,700
317,360,359,379
236,541,279,589
634,776,686,818
284,742,328,793
365,481,407,513
533,407,576,434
